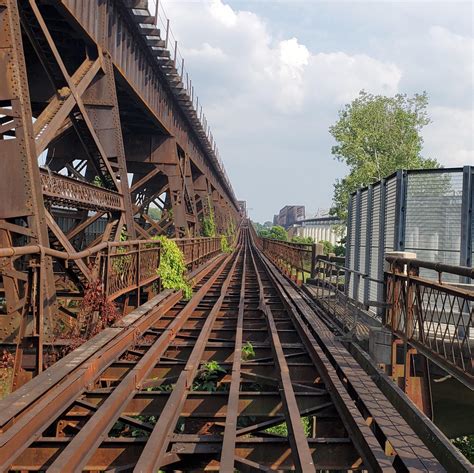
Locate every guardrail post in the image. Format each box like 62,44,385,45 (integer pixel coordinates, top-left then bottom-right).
311,243,317,279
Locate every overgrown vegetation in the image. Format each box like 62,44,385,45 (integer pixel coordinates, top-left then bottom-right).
452,435,474,464
256,224,288,241
318,239,345,257
265,417,312,437
201,198,216,237
291,235,313,244
241,341,255,360
221,235,232,253
192,360,227,391
154,235,192,300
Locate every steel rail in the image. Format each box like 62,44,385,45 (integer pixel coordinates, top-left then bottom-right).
44,248,239,472
220,230,247,470
254,243,446,472
0,226,455,471
248,244,315,471
133,243,244,471
0,252,229,470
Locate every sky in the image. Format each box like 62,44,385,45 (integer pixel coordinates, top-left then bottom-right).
160,0,473,222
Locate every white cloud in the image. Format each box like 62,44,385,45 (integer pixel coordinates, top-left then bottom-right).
424,106,474,166
209,0,237,27
159,0,473,220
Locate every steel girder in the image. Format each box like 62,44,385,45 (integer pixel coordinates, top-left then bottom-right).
0,0,239,387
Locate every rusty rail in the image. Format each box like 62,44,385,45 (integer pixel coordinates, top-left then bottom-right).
385,256,473,388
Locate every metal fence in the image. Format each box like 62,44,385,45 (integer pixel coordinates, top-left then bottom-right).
385,256,473,388
346,167,474,311
250,226,323,284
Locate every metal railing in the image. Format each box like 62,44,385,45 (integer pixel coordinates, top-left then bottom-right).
250,227,322,284
40,169,123,212
385,256,473,387
0,236,224,302
310,256,384,335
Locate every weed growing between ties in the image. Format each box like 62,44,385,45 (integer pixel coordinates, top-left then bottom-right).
192,360,227,392
154,235,192,300
264,417,313,437
241,341,255,360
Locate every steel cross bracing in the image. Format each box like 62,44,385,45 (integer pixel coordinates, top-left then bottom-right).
0,227,447,472
0,0,240,386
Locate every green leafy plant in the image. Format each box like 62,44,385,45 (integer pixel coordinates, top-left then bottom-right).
192,360,227,391
226,218,236,237
291,235,313,244
201,197,216,237
154,235,192,300
329,90,439,222
241,341,255,360
220,235,232,253
258,225,288,241
452,435,474,463
264,417,312,437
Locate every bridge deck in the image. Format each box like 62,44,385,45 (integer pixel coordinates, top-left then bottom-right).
0,227,449,472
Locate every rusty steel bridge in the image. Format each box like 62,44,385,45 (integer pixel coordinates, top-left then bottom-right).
0,0,473,472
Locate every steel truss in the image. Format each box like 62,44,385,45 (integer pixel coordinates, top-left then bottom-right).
0,0,239,386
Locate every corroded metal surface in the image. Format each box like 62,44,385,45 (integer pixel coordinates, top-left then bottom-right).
0,226,456,472
0,0,240,387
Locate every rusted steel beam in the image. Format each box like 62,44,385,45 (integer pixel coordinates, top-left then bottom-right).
220,235,246,469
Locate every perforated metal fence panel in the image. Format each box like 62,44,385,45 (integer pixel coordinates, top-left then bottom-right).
405,170,464,281
345,167,473,315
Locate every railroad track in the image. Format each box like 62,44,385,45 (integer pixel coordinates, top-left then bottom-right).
0,226,446,472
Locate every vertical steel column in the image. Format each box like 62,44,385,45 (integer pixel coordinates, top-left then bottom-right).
377,179,387,318
394,170,407,251
364,185,373,308
460,166,473,270
352,190,361,300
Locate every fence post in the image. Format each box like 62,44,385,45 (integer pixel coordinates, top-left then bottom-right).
311,243,317,279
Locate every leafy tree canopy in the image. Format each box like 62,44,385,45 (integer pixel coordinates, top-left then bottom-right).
257,225,288,241
291,235,313,244
330,90,439,221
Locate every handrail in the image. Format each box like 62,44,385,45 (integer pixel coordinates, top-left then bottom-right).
0,237,220,260
385,255,474,280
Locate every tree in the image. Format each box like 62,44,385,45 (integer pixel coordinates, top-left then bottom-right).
291,235,313,244
319,240,335,256
257,225,288,241
329,90,439,221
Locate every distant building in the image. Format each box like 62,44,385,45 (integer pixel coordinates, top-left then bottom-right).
237,200,247,218
273,205,305,228
288,216,344,246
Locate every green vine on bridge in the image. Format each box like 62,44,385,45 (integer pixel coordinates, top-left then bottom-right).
154,236,192,300
201,197,216,237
